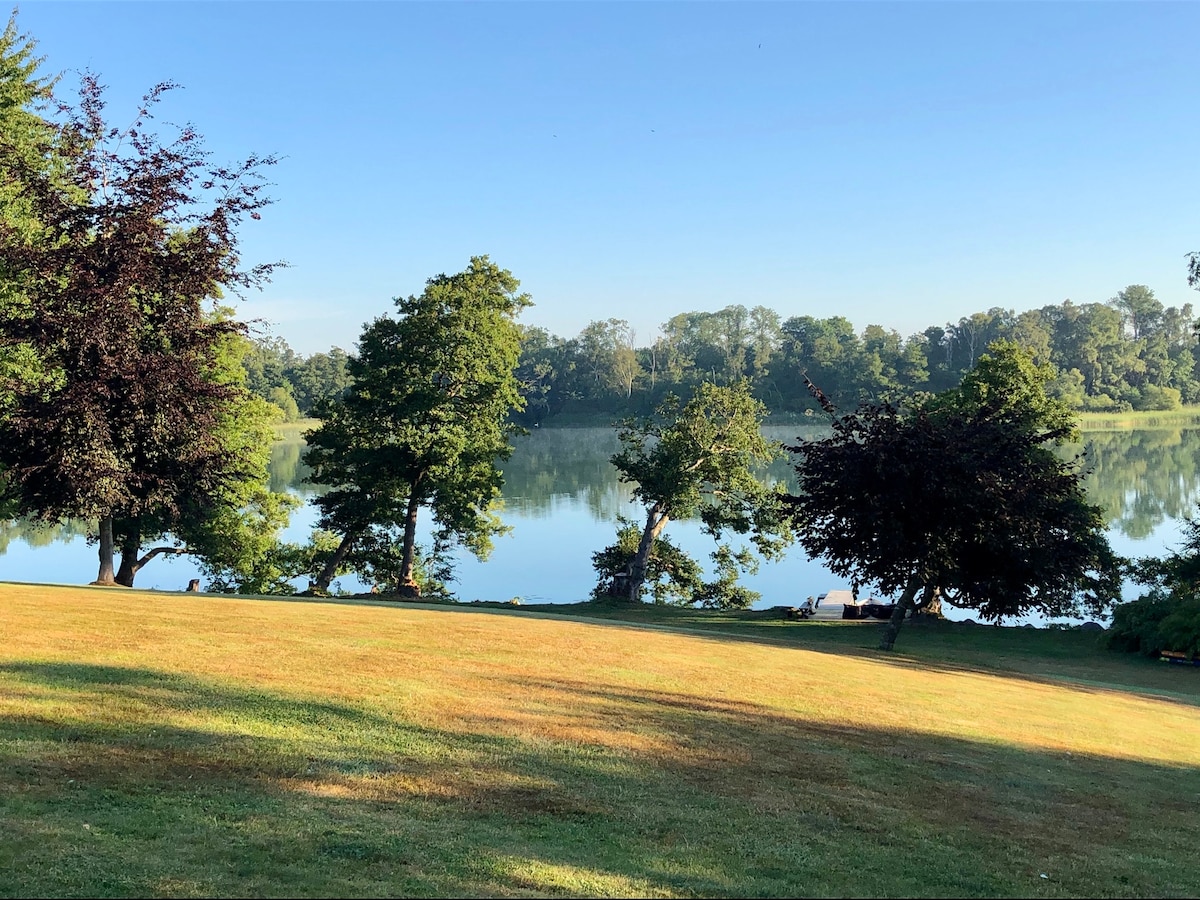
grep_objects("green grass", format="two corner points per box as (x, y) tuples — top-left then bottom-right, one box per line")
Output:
(2, 583), (1198, 898)
(271, 417), (320, 441)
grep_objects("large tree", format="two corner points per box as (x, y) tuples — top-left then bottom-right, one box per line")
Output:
(598, 380), (792, 606)
(0, 14), (56, 440)
(786, 341), (1123, 650)
(302, 256), (529, 596)
(0, 60), (281, 585)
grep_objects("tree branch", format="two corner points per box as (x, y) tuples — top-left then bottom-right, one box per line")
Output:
(135, 545), (187, 570)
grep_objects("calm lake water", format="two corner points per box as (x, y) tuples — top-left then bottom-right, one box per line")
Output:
(3, 426), (1197, 623)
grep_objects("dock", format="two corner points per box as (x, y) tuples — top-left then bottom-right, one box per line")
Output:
(813, 589), (855, 621)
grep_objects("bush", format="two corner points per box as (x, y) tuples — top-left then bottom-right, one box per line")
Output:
(1107, 590), (1200, 656)
(1114, 517), (1200, 656)
(1134, 385), (1182, 412)
(1106, 592), (1175, 655)
(1080, 393), (1125, 413)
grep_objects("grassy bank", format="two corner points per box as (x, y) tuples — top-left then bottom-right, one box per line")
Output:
(271, 417), (319, 442)
(1074, 407), (1200, 430)
(2, 584), (1197, 897)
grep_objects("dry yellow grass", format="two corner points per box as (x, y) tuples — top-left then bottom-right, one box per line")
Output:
(2, 582), (1199, 897)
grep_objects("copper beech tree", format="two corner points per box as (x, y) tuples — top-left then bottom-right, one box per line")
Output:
(786, 341), (1123, 650)
(0, 42), (282, 586)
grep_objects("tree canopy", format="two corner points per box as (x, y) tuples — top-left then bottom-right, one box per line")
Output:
(786, 341), (1123, 649)
(0, 46), (284, 585)
(302, 256), (529, 596)
(595, 380), (792, 607)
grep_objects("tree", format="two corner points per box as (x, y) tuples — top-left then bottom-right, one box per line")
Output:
(302, 256), (529, 596)
(0, 63), (281, 585)
(576, 318), (641, 404)
(1111, 284), (1163, 341)
(785, 341), (1123, 650)
(599, 380), (793, 605)
(113, 313), (299, 588)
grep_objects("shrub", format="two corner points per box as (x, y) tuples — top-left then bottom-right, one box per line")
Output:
(1106, 592), (1177, 655)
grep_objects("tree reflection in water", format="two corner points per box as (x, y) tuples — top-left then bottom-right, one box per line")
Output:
(5, 427), (1200, 606)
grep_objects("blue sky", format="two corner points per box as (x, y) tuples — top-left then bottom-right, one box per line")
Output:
(14, 1), (1200, 354)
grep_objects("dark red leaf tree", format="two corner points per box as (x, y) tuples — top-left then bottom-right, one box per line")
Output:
(0, 66), (281, 585)
(785, 342), (1124, 650)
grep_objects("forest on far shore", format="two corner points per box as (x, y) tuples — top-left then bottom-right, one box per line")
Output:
(247, 284), (1199, 425)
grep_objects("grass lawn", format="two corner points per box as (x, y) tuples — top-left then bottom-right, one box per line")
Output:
(1, 584), (1198, 898)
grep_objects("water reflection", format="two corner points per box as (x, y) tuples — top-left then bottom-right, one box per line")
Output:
(1076, 430), (1200, 540)
(4, 427), (1200, 606)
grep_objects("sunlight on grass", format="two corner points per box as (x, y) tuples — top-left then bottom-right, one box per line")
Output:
(475, 853), (676, 897)
(2, 582), (1199, 897)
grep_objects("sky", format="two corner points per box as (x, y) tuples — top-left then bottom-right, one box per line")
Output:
(12, 1), (1200, 355)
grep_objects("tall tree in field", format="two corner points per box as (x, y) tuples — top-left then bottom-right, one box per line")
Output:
(599, 380), (792, 605)
(0, 63), (281, 585)
(786, 341), (1122, 650)
(303, 256), (529, 596)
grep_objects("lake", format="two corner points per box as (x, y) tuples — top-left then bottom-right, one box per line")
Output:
(2, 426), (1196, 623)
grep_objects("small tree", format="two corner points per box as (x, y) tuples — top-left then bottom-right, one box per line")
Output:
(786, 341), (1123, 650)
(303, 256), (529, 596)
(598, 380), (792, 606)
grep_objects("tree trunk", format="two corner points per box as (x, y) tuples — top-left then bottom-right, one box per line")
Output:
(311, 530), (357, 594)
(879, 578), (924, 651)
(116, 522), (141, 587)
(397, 493), (422, 597)
(626, 504), (669, 602)
(914, 585), (943, 618)
(93, 515), (118, 585)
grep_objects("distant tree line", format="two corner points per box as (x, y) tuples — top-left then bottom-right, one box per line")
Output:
(502, 287), (1199, 424)
(240, 338), (352, 421)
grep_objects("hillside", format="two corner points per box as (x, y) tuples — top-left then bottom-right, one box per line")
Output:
(1, 583), (1198, 898)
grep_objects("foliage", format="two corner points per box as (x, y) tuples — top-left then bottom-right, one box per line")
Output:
(786, 341), (1124, 649)
(600, 380), (791, 606)
(1111, 519), (1200, 656)
(591, 518), (763, 609)
(302, 256), (529, 594)
(113, 309), (298, 588)
(0, 52), (282, 583)
(239, 336), (353, 419)
(512, 288), (1200, 424)
(591, 516), (704, 604)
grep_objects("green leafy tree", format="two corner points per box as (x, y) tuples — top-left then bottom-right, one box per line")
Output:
(302, 256), (529, 596)
(285, 346), (352, 416)
(600, 380), (792, 606)
(786, 341), (1123, 650)
(0, 12), (56, 512)
(1111, 284), (1164, 341)
(591, 515), (705, 604)
(0, 65), (281, 585)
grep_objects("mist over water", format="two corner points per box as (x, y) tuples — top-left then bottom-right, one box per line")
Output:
(3, 426), (1196, 625)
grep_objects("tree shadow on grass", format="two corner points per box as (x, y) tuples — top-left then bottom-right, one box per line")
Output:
(1, 660), (1198, 898)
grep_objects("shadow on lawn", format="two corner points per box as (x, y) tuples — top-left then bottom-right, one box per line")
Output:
(1, 661), (1198, 898)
